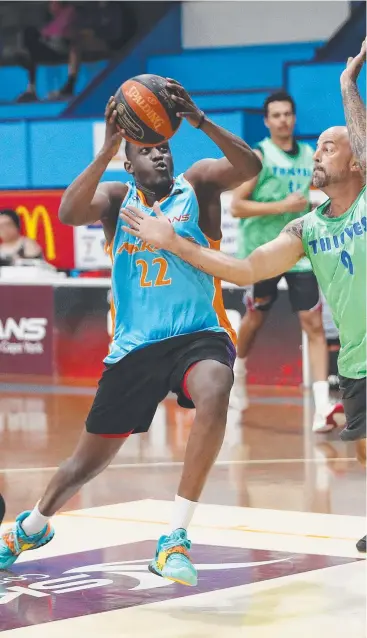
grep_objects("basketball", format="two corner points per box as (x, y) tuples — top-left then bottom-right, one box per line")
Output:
(114, 74), (181, 147)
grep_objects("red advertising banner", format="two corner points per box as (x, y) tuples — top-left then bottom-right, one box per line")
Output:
(0, 190), (74, 269)
(0, 286), (54, 375)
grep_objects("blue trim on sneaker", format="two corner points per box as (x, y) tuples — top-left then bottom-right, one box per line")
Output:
(0, 510), (55, 570)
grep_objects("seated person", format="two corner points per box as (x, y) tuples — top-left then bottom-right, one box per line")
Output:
(0, 209), (43, 265)
(16, 1), (80, 102)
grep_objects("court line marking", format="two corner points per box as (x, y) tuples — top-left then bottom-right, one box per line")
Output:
(2, 510), (362, 544)
(0, 457), (357, 474)
(55, 512), (366, 544)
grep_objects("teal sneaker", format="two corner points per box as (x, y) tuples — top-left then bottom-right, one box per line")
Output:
(148, 528), (198, 586)
(0, 510), (55, 570)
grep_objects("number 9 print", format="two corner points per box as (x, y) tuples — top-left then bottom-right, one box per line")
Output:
(341, 249), (354, 275)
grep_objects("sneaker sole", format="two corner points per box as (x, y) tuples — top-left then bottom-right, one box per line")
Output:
(356, 539), (366, 553)
(0, 529), (55, 570)
(148, 562), (196, 587)
(313, 404), (346, 433)
(327, 404), (346, 428)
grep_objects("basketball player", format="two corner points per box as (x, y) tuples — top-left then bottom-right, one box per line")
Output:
(0, 79), (262, 583)
(120, 43), (366, 551)
(229, 91), (341, 433)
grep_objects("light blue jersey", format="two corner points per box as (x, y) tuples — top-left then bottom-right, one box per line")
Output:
(105, 173), (235, 364)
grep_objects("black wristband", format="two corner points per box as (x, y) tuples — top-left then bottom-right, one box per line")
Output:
(196, 111), (205, 129)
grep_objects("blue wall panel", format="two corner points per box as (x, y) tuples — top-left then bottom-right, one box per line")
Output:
(195, 92), (268, 111)
(242, 112), (267, 147)
(0, 102), (66, 121)
(0, 67), (29, 101)
(0, 122), (28, 188)
(0, 61), (106, 104)
(0, 110), (318, 190)
(29, 121), (93, 188)
(148, 42), (322, 92)
(0, 114), (319, 190)
(36, 61), (107, 100)
(166, 112), (244, 174)
(286, 62), (366, 135)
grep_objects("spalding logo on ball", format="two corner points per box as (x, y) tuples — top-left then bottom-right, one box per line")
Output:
(114, 74), (181, 147)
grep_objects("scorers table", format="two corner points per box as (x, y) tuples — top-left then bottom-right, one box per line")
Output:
(0, 270), (306, 386)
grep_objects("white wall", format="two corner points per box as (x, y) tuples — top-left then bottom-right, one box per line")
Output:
(182, 1), (350, 48)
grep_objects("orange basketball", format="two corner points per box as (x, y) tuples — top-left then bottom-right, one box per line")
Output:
(114, 74), (181, 147)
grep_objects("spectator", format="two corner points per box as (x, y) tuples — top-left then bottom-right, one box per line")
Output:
(0, 210), (43, 265)
(16, 1), (80, 102)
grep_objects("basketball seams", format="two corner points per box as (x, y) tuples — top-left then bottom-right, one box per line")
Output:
(122, 80), (173, 140)
(135, 75), (181, 134)
(114, 74), (181, 147)
(115, 87), (164, 145)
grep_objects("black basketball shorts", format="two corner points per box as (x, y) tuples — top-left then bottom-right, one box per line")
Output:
(339, 376), (366, 441)
(86, 331), (236, 436)
(245, 271), (320, 313)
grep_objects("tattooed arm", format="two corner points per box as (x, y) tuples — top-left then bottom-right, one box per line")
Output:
(281, 217), (305, 241)
(340, 40), (366, 178)
(120, 204), (304, 286)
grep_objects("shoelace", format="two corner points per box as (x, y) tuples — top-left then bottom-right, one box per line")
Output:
(163, 531), (191, 552)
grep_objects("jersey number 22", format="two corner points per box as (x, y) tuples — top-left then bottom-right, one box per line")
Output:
(136, 258), (172, 287)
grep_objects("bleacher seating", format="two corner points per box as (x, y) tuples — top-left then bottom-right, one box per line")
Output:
(0, 60), (107, 105)
(147, 42), (321, 92)
(0, 2), (363, 189)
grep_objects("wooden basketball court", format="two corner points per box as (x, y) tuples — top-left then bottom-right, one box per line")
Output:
(0, 382), (365, 636)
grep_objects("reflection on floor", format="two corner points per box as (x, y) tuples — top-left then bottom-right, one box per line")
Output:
(0, 384), (365, 636)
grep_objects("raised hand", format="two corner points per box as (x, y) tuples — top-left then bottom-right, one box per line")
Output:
(166, 78), (205, 129)
(341, 39), (366, 85)
(340, 40), (366, 176)
(102, 97), (125, 158)
(283, 192), (308, 213)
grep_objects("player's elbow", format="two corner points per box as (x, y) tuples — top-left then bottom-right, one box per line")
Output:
(58, 196), (82, 226)
(237, 153), (262, 183)
(58, 197), (73, 225)
(247, 153), (262, 179)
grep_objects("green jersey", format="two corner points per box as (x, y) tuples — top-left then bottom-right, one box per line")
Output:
(302, 186), (366, 379)
(238, 137), (314, 272)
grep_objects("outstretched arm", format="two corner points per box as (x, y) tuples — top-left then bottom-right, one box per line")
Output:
(340, 40), (366, 177)
(120, 205), (304, 287)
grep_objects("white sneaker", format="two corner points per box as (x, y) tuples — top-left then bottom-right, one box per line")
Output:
(229, 359), (249, 411)
(312, 402), (346, 433)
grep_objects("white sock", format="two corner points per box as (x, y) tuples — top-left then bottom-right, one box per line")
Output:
(312, 380), (330, 415)
(21, 504), (49, 536)
(170, 495), (197, 533)
(234, 356), (246, 376)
